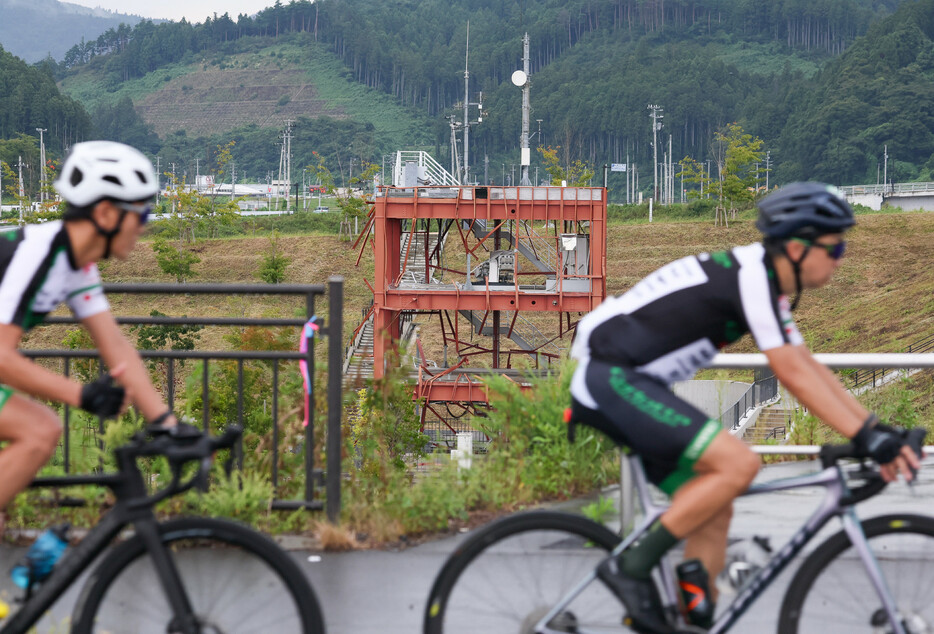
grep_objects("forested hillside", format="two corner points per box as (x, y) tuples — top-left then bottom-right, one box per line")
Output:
(0, 45), (91, 160)
(0, 0), (145, 63)
(5, 0), (934, 197)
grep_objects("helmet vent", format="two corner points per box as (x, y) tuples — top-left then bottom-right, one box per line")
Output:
(70, 168), (83, 187)
(134, 170), (149, 184)
(102, 175), (122, 186)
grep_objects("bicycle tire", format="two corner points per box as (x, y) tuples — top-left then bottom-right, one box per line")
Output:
(424, 510), (626, 634)
(71, 516), (325, 634)
(778, 514), (934, 634)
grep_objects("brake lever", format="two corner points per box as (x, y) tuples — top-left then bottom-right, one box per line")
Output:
(904, 428), (927, 492)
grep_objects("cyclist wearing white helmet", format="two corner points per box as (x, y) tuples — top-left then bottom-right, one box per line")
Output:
(568, 182), (921, 633)
(0, 141), (178, 534)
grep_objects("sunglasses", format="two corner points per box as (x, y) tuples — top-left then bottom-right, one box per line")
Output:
(114, 201), (154, 225)
(793, 238), (847, 260)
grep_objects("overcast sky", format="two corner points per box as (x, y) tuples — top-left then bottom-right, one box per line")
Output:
(66, 1), (276, 23)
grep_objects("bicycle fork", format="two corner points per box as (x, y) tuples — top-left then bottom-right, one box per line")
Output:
(134, 519), (201, 634)
(841, 509), (909, 634)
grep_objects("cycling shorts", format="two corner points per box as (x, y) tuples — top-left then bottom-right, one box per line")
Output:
(570, 359), (722, 495)
(0, 385), (11, 413)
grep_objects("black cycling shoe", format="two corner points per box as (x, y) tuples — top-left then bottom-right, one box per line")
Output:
(597, 557), (674, 634)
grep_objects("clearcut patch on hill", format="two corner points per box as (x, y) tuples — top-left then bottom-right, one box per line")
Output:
(136, 64), (347, 137)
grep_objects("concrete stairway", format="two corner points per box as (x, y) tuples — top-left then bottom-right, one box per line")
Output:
(344, 225), (446, 387)
(742, 407), (793, 444)
(343, 318), (374, 388)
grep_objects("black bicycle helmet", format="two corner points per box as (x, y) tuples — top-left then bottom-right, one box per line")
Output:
(756, 182), (855, 241)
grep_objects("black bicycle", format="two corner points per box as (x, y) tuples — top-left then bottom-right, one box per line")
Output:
(3, 425), (324, 633)
(424, 430), (931, 633)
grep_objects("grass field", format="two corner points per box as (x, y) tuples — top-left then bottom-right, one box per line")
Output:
(23, 211), (934, 364)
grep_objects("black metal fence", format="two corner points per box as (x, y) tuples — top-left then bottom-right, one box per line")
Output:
(721, 369), (778, 430)
(848, 332), (934, 390)
(28, 280), (344, 522)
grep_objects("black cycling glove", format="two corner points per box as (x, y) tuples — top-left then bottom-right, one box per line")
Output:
(852, 414), (906, 465)
(79, 373), (125, 418)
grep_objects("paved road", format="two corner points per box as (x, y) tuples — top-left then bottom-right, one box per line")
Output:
(1, 458), (932, 633)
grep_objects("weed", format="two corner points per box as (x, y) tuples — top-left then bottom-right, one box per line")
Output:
(581, 496), (616, 526)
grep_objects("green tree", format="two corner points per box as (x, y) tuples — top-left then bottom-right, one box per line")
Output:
(152, 236), (200, 282)
(131, 309), (204, 370)
(710, 123), (764, 226)
(537, 145), (594, 186)
(257, 230), (292, 284)
(311, 151), (377, 241)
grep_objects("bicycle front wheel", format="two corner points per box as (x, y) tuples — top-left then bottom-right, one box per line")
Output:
(72, 517), (324, 634)
(424, 510), (627, 634)
(778, 514), (934, 634)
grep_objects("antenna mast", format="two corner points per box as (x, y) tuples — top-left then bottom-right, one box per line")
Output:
(462, 22), (470, 185)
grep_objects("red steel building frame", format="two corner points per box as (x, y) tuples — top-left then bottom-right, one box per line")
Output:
(368, 185), (607, 406)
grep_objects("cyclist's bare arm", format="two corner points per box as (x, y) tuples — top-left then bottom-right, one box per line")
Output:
(83, 311), (177, 425)
(0, 323), (85, 406)
(765, 343), (919, 480)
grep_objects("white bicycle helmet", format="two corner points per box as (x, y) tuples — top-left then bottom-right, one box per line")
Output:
(56, 141), (157, 207)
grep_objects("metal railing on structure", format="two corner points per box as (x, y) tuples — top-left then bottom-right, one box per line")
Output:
(393, 151), (459, 187)
(720, 369), (779, 430)
(33, 280), (344, 522)
(839, 182), (934, 196)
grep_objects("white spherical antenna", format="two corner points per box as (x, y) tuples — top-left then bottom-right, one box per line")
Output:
(511, 70), (528, 87)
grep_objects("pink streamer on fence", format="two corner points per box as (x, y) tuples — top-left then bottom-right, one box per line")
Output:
(299, 317), (319, 427)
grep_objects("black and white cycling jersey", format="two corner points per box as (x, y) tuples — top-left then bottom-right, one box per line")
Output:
(571, 242), (802, 395)
(0, 221), (109, 331)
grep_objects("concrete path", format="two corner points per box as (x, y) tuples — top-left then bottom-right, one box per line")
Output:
(1, 458), (932, 633)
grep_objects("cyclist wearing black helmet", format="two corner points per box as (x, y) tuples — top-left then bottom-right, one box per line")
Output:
(0, 141), (178, 535)
(568, 181), (920, 633)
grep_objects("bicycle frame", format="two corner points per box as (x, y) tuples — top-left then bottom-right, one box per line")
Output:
(0, 429), (227, 634)
(534, 455), (907, 634)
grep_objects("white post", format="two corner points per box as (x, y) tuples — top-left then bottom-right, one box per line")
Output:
(451, 432), (473, 470)
(649, 197), (653, 223)
(620, 453), (634, 535)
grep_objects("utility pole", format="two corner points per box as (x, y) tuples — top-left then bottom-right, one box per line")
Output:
(36, 128), (47, 205)
(17, 155), (26, 224)
(647, 105), (663, 202)
(230, 161), (236, 201)
(626, 151), (631, 203)
(883, 144), (889, 194)
(154, 156), (161, 204)
(277, 120), (294, 211)
(765, 150), (770, 191)
(518, 32), (531, 186)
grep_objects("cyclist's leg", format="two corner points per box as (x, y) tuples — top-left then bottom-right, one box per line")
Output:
(572, 360), (741, 629)
(667, 431), (760, 590)
(681, 502), (732, 600)
(0, 392), (63, 515)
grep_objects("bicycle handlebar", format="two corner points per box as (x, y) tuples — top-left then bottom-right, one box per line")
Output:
(819, 427), (927, 469)
(118, 424), (243, 510)
(818, 427), (926, 505)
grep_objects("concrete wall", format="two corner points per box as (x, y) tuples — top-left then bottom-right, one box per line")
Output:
(672, 380), (751, 419)
(847, 192), (883, 210)
(884, 193), (934, 211)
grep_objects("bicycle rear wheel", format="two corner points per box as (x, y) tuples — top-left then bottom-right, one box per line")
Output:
(424, 510), (628, 634)
(778, 514), (934, 634)
(72, 517), (324, 633)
